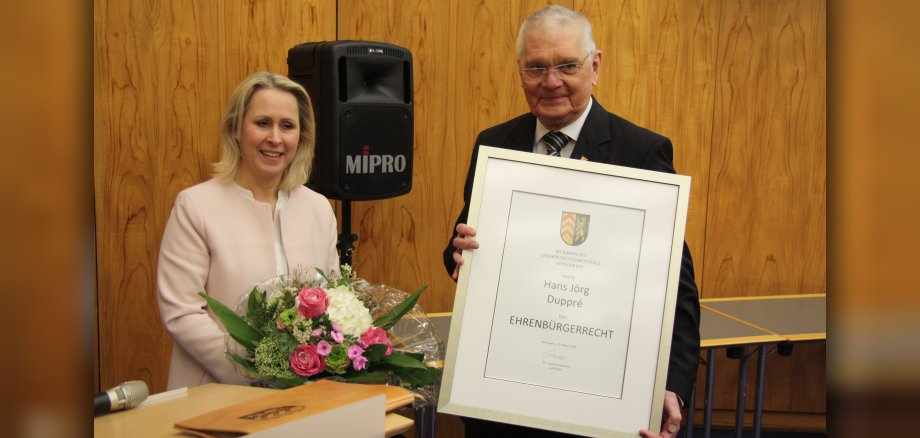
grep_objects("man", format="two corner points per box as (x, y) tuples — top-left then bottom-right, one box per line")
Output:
(442, 6), (700, 438)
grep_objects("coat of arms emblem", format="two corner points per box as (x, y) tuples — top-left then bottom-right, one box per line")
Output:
(560, 212), (590, 246)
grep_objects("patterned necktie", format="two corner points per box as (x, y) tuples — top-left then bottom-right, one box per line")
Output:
(542, 131), (569, 157)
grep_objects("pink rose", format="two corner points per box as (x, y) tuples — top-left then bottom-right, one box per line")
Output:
(359, 327), (393, 355)
(290, 344), (325, 377)
(297, 287), (328, 319)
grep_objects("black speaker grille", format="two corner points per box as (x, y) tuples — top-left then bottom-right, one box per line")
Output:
(346, 45), (406, 59)
(289, 40), (413, 200)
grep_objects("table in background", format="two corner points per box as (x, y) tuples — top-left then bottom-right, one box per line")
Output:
(425, 294), (826, 438)
(686, 305), (784, 438)
(691, 294), (826, 438)
(93, 383), (414, 437)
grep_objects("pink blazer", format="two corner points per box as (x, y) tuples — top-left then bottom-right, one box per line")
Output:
(156, 178), (338, 389)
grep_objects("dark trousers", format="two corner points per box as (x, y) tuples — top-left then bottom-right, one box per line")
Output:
(462, 417), (583, 438)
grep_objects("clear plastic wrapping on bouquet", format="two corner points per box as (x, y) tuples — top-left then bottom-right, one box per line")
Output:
(352, 279), (445, 406)
(223, 271), (444, 407)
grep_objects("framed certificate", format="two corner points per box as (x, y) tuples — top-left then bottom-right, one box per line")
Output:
(437, 146), (691, 437)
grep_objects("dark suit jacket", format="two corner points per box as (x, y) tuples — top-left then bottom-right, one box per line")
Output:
(443, 98), (701, 403)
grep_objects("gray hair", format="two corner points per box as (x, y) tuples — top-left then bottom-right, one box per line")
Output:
(515, 5), (597, 63)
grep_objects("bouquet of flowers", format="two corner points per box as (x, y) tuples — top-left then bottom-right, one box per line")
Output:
(199, 265), (441, 400)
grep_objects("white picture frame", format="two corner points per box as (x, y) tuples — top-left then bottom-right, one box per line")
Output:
(437, 146), (691, 437)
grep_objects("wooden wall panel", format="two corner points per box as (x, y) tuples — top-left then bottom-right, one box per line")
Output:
(94, 0), (218, 394)
(338, 0), (547, 313)
(581, 0), (719, 288)
(703, 0), (826, 297)
(94, 0), (826, 429)
(336, 0), (455, 314)
(696, 0), (827, 418)
(93, 0), (336, 393)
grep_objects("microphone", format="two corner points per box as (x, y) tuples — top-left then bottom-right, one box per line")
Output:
(93, 380), (149, 416)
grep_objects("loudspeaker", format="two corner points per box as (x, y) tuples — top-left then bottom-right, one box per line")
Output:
(288, 41), (413, 200)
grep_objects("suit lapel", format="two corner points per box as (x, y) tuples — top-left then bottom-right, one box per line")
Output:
(501, 114), (537, 153)
(571, 98), (612, 163)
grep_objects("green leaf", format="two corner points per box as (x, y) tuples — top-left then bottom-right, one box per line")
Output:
(363, 344), (389, 362)
(391, 365), (439, 387)
(373, 285), (428, 330)
(343, 371), (389, 383)
(274, 376), (308, 389)
(199, 292), (262, 351)
(399, 351), (425, 362)
(314, 267), (330, 284)
(246, 287), (263, 317)
(382, 352), (428, 369)
(226, 352), (257, 373)
(246, 288), (272, 332)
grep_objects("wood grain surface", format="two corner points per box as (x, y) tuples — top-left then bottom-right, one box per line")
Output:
(703, 0), (826, 298)
(94, 0), (826, 427)
(94, 0), (335, 394)
(582, 0), (719, 287)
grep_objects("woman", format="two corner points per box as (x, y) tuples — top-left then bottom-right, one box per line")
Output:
(157, 72), (339, 389)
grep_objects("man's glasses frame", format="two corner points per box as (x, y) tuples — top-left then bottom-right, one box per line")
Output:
(519, 53), (593, 83)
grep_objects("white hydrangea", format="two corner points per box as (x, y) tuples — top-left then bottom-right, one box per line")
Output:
(325, 285), (373, 338)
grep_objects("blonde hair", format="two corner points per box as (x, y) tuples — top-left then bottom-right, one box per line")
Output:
(212, 71), (316, 191)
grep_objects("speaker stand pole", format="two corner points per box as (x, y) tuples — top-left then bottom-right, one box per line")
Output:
(338, 200), (358, 266)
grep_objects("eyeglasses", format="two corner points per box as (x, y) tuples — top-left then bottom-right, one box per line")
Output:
(519, 53), (593, 83)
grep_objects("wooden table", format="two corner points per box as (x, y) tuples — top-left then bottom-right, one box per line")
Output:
(93, 383), (414, 437)
(693, 294), (827, 438)
(426, 294), (826, 438)
(703, 294), (826, 342)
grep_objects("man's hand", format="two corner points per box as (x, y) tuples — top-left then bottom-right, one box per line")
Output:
(639, 390), (682, 438)
(451, 223), (479, 279)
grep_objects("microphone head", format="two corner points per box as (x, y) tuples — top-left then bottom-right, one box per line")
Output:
(117, 380), (149, 408)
